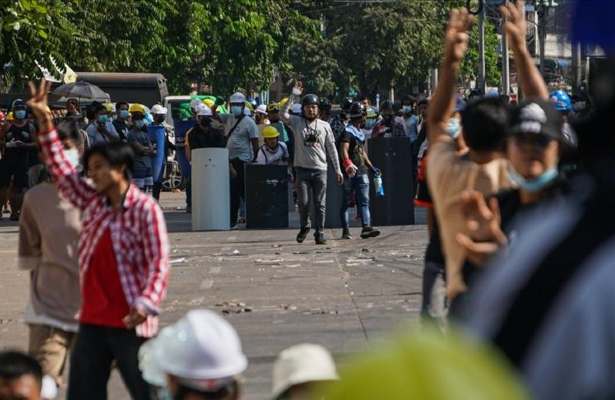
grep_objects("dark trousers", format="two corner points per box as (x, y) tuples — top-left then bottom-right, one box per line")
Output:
(295, 167), (327, 233)
(67, 324), (150, 400)
(152, 163), (166, 201)
(230, 159), (246, 226)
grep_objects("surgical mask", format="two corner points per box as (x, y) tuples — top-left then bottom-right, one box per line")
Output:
(231, 105), (243, 117)
(447, 118), (460, 139)
(134, 119), (146, 129)
(65, 148), (81, 169)
(97, 114), (109, 124)
(508, 166), (558, 193)
(15, 110), (26, 120)
(119, 110), (130, 119)
(402, 106), (412, 114)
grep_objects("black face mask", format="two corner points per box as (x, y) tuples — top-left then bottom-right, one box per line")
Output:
(154, 116), (165, 124)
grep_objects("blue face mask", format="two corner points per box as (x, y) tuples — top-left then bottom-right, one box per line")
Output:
(119, 110), (130, 119)
(231, 105), (243, 117)
(134, 119), (146, 129)
(508, 166), (558, 193)
(447, 118), (461, 139)
(15, 110), (26, 120)
(97, 114), (109, 124)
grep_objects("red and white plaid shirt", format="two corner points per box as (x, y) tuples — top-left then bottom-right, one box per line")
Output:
(39, 128), (170, 337)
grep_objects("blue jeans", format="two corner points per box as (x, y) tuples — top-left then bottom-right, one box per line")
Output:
(340, 173), (371, 229)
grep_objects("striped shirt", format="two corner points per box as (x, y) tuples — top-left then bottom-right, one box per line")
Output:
(462, 173), (615, 399)
(38, 128), (170, 338)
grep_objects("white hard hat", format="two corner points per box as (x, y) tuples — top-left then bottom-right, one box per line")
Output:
(272, 344), (338, 399)
(151, 104), (168, 115)
(197, 104), (213, 117)
(230, 92), (246, 104)
(190, 98), (202, 111)
(255, 104), (268, 115)
(139, 310), (248, 391)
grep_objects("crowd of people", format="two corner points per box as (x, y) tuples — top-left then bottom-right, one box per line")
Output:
(2, 0), (615, 398)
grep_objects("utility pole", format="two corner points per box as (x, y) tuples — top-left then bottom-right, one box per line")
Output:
(572, 42), (582, 91)
(538, 3), (547, 76)
(478, 4), (486, 94)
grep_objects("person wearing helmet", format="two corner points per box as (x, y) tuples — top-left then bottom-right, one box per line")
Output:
(339, 102), (381, 240)
(319, 98), (332, 122)
(329, 98), (352, 141)
(139, 309), (248, 400)
(212, 92), (259, 228)
(0, 99), (37, 220)
(149, 104), (176, 200)
(272, 344), (338, 400)
(267, 102), (291, 144)
(371, 100), (405, 138)
(281, 82), (343, 245)
(85, 101), (119, 147)
(112, 101), (131, 142)
(183, 104), (227, 213)
(127, 104), (155, 192)
(550, 90), (573, 116)
(255, 126), (289, 166)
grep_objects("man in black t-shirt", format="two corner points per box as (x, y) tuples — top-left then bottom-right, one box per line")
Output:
(339, 102), (380, 240)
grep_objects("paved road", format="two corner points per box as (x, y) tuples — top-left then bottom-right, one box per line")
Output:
(0, 193), (428, 400)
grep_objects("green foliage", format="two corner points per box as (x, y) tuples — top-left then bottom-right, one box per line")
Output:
(0, 0), (502, 98)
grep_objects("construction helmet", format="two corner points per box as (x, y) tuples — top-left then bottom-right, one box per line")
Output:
(319, 97), (332, 112)
(129, 103), (146, 114)
(262, 126), (280, 139)
(196, 104), (213, 117)
(230, 92), (246, 104)
(139, 310), (248, 391)
(267, 103), (280, 113)
(255, 104), (268, 115)
(150, 104), (168, 115)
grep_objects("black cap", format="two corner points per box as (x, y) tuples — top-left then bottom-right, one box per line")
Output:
(319, 97), (331, 111)
(301, 94), (319, 107)
(509, 100), (563, 141)
(12, 99), (26, 110)
(342, 97), (353, 112)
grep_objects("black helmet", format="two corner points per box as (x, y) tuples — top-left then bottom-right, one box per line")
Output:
(319, 97), (331, 111)
(302, 94), (319, 107)
(380, 100), (394, 115)
(349, 102), (366, 119)
(342, 97), (353, 113)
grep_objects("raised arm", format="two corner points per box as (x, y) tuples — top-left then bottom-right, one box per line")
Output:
(27, 80), (96, 211)
(501, 0), (548, 100)
(427, 9), (473, 144)
(281, 81), (303, 125)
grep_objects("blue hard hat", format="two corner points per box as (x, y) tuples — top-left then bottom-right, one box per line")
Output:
(550, 90), (572, 112)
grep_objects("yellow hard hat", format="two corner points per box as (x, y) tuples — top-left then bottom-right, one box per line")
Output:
(103, 102), (114, 113)
(267, 102), (280, 112)
(202, 99), (215, 108)
(278, 97), (289, 107)
(262, 126), (280, 139)
(7, 111), (14, 121)
(129, 103), (146, 114)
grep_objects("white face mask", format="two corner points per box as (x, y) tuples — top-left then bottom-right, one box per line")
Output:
(65, 148), (81, 169)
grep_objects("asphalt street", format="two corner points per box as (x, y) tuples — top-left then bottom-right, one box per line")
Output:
(0, 192), (428, 400)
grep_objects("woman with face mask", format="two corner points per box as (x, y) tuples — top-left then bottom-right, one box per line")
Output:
(127, 104), (155, 192)
(456, 100), (568, 270)
(85, 102), (120, 147)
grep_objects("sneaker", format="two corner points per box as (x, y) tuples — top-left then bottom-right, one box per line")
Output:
(315, 233), (327, 245)
(360, 226), (380, 239)
(341, 230), (352, 240)
(296, 227), (310, 243)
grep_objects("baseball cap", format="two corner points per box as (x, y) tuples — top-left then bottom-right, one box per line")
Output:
(509, 100), (563, 141)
